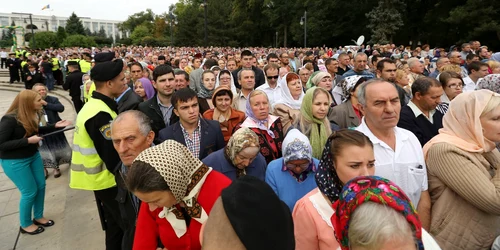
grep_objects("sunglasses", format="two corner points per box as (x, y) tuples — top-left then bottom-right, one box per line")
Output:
(267, 75), (279, 80)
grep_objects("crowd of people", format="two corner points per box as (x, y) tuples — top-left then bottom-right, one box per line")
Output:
(1, 41), (500, 250)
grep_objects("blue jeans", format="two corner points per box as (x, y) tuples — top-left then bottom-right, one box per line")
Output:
(1, 152), (46, 228)
(45, 72), (55, 90)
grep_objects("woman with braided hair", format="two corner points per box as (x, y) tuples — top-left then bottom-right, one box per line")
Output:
(125, 140), (231, 250)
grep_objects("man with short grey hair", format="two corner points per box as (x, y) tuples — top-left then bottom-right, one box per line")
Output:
(429, 57), (450, 79)
(356, 79), (431, 231)
(110, 110), (155, 250)
(341, 52), (375, 79)
(233, 69), (256, 113)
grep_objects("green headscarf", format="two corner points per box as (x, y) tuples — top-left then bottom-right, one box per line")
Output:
(301, 87), (329, 159)
(306, 71), (320, 89)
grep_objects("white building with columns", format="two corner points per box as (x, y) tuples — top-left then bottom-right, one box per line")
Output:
(0, 12), (126, 45)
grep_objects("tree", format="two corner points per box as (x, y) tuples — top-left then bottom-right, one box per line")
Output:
(84, 27), (92, 36)
(130, 24), (150, 44)
(56, 26), (67, 44)
(0, 29), (13, 48)
(31, 31), (58, 49)
(366, 0), (405, 44)
(97, 26), (107, 38)
(120, 9), (155, 32)
(61, 34), (97, 47)
(65, 12), (85, 35)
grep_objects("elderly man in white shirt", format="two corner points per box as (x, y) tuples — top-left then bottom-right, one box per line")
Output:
(256, 63), (282, 105)
(355, 79), (431, 231)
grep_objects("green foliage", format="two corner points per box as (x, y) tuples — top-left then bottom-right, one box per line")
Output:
(130, 24), (150, 44)
(92, 36), (113, 46)
(116, 37), (133, 45)
(31, 31), (58, 49)
(0, 29), (13, 47)
(56, 26), (67, 44)
(84, 27), (92, 36)
(97, 26), (107, 38)
(61, 34), (97, 47)
(66, 12), (85, 35)
(120, 9), (154, 32)
(118, 0), (500, 49)
(366, 0), (405, 44)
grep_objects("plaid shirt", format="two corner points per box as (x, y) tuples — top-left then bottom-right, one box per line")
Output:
(180, 120), (201, 159)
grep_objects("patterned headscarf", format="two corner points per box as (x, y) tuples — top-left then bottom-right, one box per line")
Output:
(339, 75), (365, 103)
(301, 87), (330, 159)
(225, 128), (260, 178)
(133, 140), (213, 238)
(331, 176), (424, 250)
(476, 74), (500, 94)
(315, 131), (344, 202)
(244, 90), (276, 138)
(198, 72), (216, 99)
(282, 129), (312, 163)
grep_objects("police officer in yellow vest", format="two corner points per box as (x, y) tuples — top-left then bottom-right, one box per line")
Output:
(79, 52), (92, 74)
(70, 59), (126, 250)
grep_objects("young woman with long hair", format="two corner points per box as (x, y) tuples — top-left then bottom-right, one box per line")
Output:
(0, 90), (70, 235)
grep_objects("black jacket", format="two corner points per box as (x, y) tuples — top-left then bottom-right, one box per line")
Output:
(158, 118), (225, 160)
(397, 104), (444, 147)
(25, 71), (44, 89)
(117, 88), (143, 114)
(63, 70), (84, 98)
(0, 115), (57, 159)
(113, 163), (139, 250)
(232, 66), (266, 89)
(138, 94), (179, 144)
(43, 95), (64, 123)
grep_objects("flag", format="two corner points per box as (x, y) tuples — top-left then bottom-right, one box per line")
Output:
(41, 4), (50, 10)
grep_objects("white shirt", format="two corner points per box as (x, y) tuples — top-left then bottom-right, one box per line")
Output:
(462, 76), (480, 92)
(407, 101), (436, 123)
(0, 51), (7, 58)
(356, 118), (428, 206)
(257, 82), (282, 105)
(233, 91), (249, 113)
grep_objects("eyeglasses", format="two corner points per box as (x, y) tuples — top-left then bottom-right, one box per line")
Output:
(267, 75), (279, 80)
(448, 83), (463, 89)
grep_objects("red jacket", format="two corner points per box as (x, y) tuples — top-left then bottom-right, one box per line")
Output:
(133, 171), (231, 250)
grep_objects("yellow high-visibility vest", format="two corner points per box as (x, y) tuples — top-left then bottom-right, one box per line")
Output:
(79, 60), (91, 73)
(69, 97), (117, 191)
(51, 58), (59, 71)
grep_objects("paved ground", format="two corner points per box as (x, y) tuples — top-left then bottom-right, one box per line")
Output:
(0, 68), (104, 250)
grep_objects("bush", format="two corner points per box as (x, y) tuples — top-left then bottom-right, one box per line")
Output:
(92, 36), (113, 46)
(61, 35), (97, 47)
(116, 37), (133, 45)
(30, 31), (58, 49)
(138, 36), (169, 47)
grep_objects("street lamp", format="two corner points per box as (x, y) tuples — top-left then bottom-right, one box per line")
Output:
(300, 11), (307, 48)
(201, 0), (207, 46)
(166, 13), (178, 47)
(13, 12), (35, 47)
(300, 10), (307, 48)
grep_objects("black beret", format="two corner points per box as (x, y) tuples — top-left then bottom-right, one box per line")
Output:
(94, 52), (115, 63)
(158, 55), (166, 60)
(91, 60), (123, 82)
(67, 61), (79, 66)
(221, 176), (295, 250)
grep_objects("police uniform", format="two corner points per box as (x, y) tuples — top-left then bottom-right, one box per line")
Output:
(70, 60), (125, 250)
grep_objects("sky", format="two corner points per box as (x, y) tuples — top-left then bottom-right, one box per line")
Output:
(4, 0), (178, 21)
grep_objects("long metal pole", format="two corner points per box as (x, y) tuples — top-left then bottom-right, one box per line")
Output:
(29, 14), (35, 48)
(304, 11), (307, 48)
(170, 15), (173, 47)
(204, 0), (207, 46)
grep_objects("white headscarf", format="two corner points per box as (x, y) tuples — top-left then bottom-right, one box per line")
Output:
(274, 73), (304, 109)
(215, 70), (238, 97)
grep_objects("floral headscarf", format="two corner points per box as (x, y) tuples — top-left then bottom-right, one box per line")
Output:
(224, 128), (260, 178)
(476, 74), (500, 94)
(315, 131), (344, 202)
(340, 76), (365, 103)
(331, 176), (424, 250)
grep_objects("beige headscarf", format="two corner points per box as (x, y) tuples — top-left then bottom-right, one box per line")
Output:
(423, 89), (500, 159)
(225, 128), (260, 165)
(133, 140), (213, 238)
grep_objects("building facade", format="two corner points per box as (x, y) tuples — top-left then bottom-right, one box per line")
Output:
(0, 12), (126, 46)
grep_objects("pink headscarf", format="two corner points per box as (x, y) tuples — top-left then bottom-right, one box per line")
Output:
(423, 89), (500, 159)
